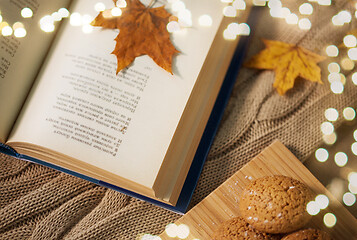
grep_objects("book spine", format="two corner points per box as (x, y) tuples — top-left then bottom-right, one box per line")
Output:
(98, 181), (185, 215)
(174, 5), (262, 213)
(0, 142), (19, 157)
(0, 147), (185, 214)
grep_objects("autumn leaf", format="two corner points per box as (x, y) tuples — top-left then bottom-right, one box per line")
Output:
(91, 0), (179, 74)
(245, 39), (326, 95)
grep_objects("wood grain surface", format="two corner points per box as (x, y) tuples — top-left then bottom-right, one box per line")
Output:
(159, 140), (357, 239)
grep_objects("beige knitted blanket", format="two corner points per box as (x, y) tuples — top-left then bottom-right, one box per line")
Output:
(1, 1), (357, 239)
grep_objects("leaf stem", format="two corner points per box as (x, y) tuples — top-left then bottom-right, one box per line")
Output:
(148, 0), (158, 8)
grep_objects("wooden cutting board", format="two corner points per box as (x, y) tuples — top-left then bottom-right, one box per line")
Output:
(159, 140), (357, 239)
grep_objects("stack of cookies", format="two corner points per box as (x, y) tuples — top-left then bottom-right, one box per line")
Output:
(212, 175), (333, 239)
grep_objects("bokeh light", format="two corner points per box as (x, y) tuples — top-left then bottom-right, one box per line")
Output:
(325, 108), (339, 122)
(70, 12), (82, 26)
(328, 62), (340, 73)
(315, 148), (329, 162)
(51, 12), (62, 21)
(140, 234), (161, 240)
(0, 22), (9, 31)
(307, 201), (320, 215)
(343, 107), (356, 121)
(172, 1), (186, 12)
(285, 13), (298, 25)
(341, 58), (355, 71)
(198, 14), (212, 27)
(223, 6), (237, 17)
(253, 0), (267, 6)
(111, 7), (122, 17)
(268, 0), (282, 9)
(352, 72), (357, 85)
(321, 122), (334, 135)
(177, 224), (190, 239)
(349, 182), (357, 194)
(165, 223), (190, 239)
(332, 15), (344, 26)
(344, 35), (357, 48)
(1, 25), (12, 36)
(81, 14), (93, 25)
(82, 24), (93, 34)
(95, 2), (106, 12)
(227, 22), (240, 35)
(348, 172), (357, 185)
(323, 213), (337, 228)
(318, 0), (331, 6)
(281, 8), (291, 19)
(339, 73), (346, 85)
(12, 22), (24, 30)
(14, 27), (26, 38)
(165, 223), (178, 238)
(223, 28), (236, 40)
(238, 23), (250, 35)
(343, 192), (356, 206)
(270, 7), (284, 18)
(116, 0), (127, 8)
(299, 3), (313, 15)
(167, 21), (180, 32)
(178, 9), (192, 27)
(328, 73), (341, 83)
(334, 152), (348, 167)
(326, 45), (339, 57)
(102, 9), (113, 18)
(323, 132), (337, 145)
(315, 194), (329, 209)
(348, 47), (357, 60)
(298, 18), (311, 30)
(338, 10), (352, 23)
(58, 8), (70, 18)
(330, 81), (344, 94)
(352, 142), (357, 156)
(233, 0), (246, 10)
(21, 7), (33, 18)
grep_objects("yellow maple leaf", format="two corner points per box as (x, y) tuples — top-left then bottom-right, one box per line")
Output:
(245, 39), (326, 95)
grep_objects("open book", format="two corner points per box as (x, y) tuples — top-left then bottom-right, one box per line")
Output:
(0, 0), (253, 212)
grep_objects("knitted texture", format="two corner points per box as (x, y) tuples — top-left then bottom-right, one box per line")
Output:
(1, 1), (357, 239)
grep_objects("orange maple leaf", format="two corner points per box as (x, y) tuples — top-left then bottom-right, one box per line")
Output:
(245, 39), (326, 95)
(91, 0), (179, 74)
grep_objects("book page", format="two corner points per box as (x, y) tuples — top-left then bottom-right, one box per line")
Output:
(8, 0), (225, 189)
(0, 0), (72, 142)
